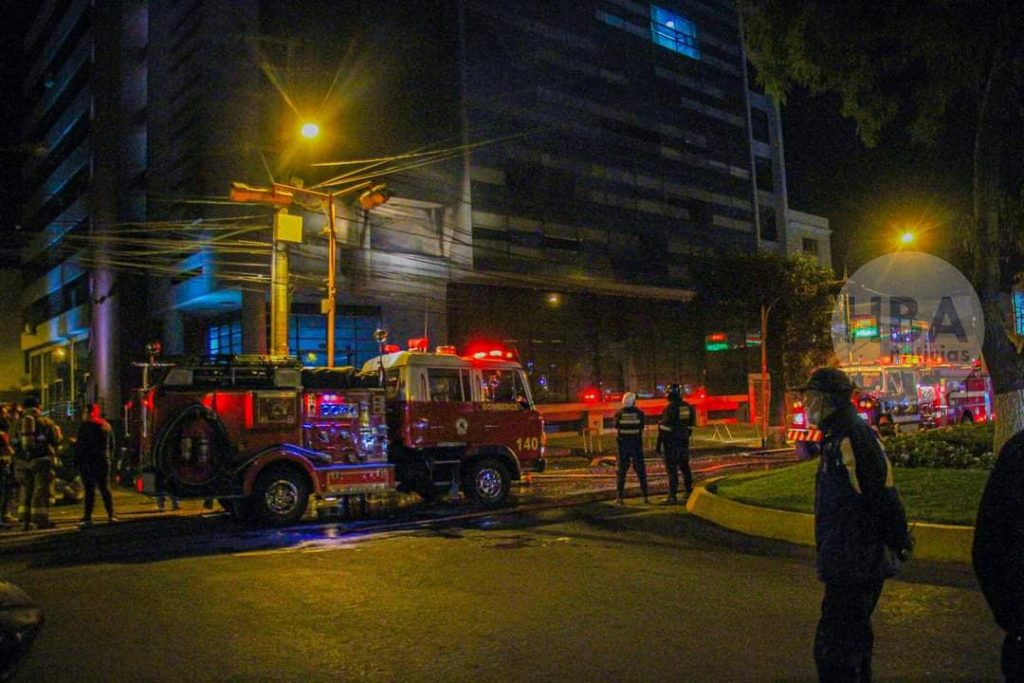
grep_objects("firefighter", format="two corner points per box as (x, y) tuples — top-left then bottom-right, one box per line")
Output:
(614, 392), (648, 505)
(803, 367), (912, 682)
(0, 410), (15, 527)
(74, 403), (118, 526)
(16, 397), (62, 530)
(656, 383), (695, 504)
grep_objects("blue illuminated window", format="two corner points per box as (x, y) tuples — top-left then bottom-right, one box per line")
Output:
(650, 5), (700, 60)
(207, 321), (242, 355)
(1015, 292), (1024, 335)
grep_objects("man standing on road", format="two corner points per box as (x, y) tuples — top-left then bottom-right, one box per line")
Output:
(973, 428), (1024, 681)
(74, 404), (118, 527)
(0, 410), (16, 527)
(16, 397), (62, 530)
(655, 383), (695, 504)
(802, 367), (912, 682)
(614, 392), (648, 505)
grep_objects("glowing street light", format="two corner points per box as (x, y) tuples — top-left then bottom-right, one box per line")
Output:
(900, 231), (915, 245)
(300, 122), (320, 139)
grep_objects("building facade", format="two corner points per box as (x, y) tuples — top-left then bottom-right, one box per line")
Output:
(17, 0), (831, 415)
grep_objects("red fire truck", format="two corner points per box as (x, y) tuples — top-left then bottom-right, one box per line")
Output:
(128, 343), (545, 524)
(787, 361), (993, 455)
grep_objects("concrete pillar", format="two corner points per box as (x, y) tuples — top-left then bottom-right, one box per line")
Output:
(242, 289), (267, 354)
(162, 309), (184, 355)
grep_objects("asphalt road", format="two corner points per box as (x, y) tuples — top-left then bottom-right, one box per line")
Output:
(1, 496), (1003, 682)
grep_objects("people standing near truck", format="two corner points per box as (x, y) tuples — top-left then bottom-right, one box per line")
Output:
(16, 397), (62, 530)
(0, 411), (16, 527)
(801, 367), (913, 682)
(973, 427), (1024, 681)
(614, 392), (648, 505)
(74, 404), (118, 527)
(655, 384), (695, 504)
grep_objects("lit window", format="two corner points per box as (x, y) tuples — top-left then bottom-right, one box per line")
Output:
(207, 320), (242, 356)
(650, 5), (700, 60)
(1014, 292), (1024, 335)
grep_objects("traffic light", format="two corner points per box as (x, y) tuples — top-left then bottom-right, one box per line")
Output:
(358, 183), (391, 210)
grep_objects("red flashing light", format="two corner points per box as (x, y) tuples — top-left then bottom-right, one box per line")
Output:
(435, 345), (457, 355)
(472, 352), (487, 360)
(383, 344), (401, 354)
(408, 338), (429, 352)
(580, 388), (601, 404)
(135, 476), (144, 493)
(707, 332), (728, 342)
(489, 349), (503, 358)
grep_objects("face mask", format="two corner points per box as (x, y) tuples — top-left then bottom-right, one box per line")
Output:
(805, 392), (827, 427)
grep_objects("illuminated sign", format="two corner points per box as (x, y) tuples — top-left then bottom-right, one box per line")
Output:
(705, 332), (731, 352)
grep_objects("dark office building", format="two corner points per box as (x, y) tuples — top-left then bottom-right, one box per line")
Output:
(16, 0), (828, 413)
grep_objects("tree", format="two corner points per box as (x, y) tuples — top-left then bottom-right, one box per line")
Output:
(741, 0), (1024, 451)
(693, 251), (836, 429)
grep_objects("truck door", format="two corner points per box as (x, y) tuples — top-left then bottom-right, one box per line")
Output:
(401, 365), (475, 448)
(476, 367), (543, 465)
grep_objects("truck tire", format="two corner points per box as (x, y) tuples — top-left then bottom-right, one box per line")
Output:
(465, 458), (510, 507)
(253, 466), (310, 525)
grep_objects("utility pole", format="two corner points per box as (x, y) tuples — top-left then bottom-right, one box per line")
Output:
(230, 180), (389, 366)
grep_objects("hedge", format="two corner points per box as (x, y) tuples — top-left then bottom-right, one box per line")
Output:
(882, 422), (995, 470)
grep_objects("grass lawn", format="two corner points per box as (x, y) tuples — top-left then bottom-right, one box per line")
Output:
(713, 460), (991, 526)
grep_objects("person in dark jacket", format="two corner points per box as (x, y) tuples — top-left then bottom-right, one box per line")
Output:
(803, 367), (912, 683)
(655, 383), (696, 503)
(74, 403), (118, 526)
(614, 392), (648, 505)
(974, 428), (1024, 681)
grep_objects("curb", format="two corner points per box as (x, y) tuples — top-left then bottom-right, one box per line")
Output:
(685, 485), (975, 564)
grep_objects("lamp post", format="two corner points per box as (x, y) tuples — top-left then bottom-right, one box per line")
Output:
(760, 296), (782, 450)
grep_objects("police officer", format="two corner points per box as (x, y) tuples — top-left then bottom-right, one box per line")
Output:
(656, 383), (695, 504)
(614, 392), (648, 505)
(803, 367), (912, 682)
(16, 397), (61, 530)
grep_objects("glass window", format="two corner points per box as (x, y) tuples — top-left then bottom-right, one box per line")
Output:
(751, 108), (771, 143)
(290, 313), (382, 367)
(427, 368), (464, 402)
(480, 369), (520, 403)
(650, 5), (700, 60)
(1015, 292), (1024, 335)
(802, 238), (819, 255)
(755, 156), (774, 192)
(385, 369), (404, 401)
(207, 320), (241, 355)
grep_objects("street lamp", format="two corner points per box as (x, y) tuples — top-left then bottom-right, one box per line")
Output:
(760, 296), (782, 450)
(300, 122), (320, 139)
(899, 231), (914, 246)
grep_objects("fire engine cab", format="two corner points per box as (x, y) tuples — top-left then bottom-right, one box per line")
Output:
(128, 342), (545, 525)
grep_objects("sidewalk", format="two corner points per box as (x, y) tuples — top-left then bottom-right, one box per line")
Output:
(0, 486), (216, 537)
(685, 481), (975, 564)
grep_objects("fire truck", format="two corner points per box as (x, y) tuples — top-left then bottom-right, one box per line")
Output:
(787, 361), (993, 455)
(128, 342), (545, 524)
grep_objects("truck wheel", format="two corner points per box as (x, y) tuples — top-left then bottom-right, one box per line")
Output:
(465, 458), (510, 507)
(253, 466), (310, 525)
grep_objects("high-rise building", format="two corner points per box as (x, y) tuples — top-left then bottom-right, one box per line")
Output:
(16, 0), (830, 414)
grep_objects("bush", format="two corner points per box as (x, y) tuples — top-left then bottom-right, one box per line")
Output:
(883, 422), (996, 470)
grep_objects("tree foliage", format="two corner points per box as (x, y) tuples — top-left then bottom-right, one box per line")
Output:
(740, 0), (1024, 449)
